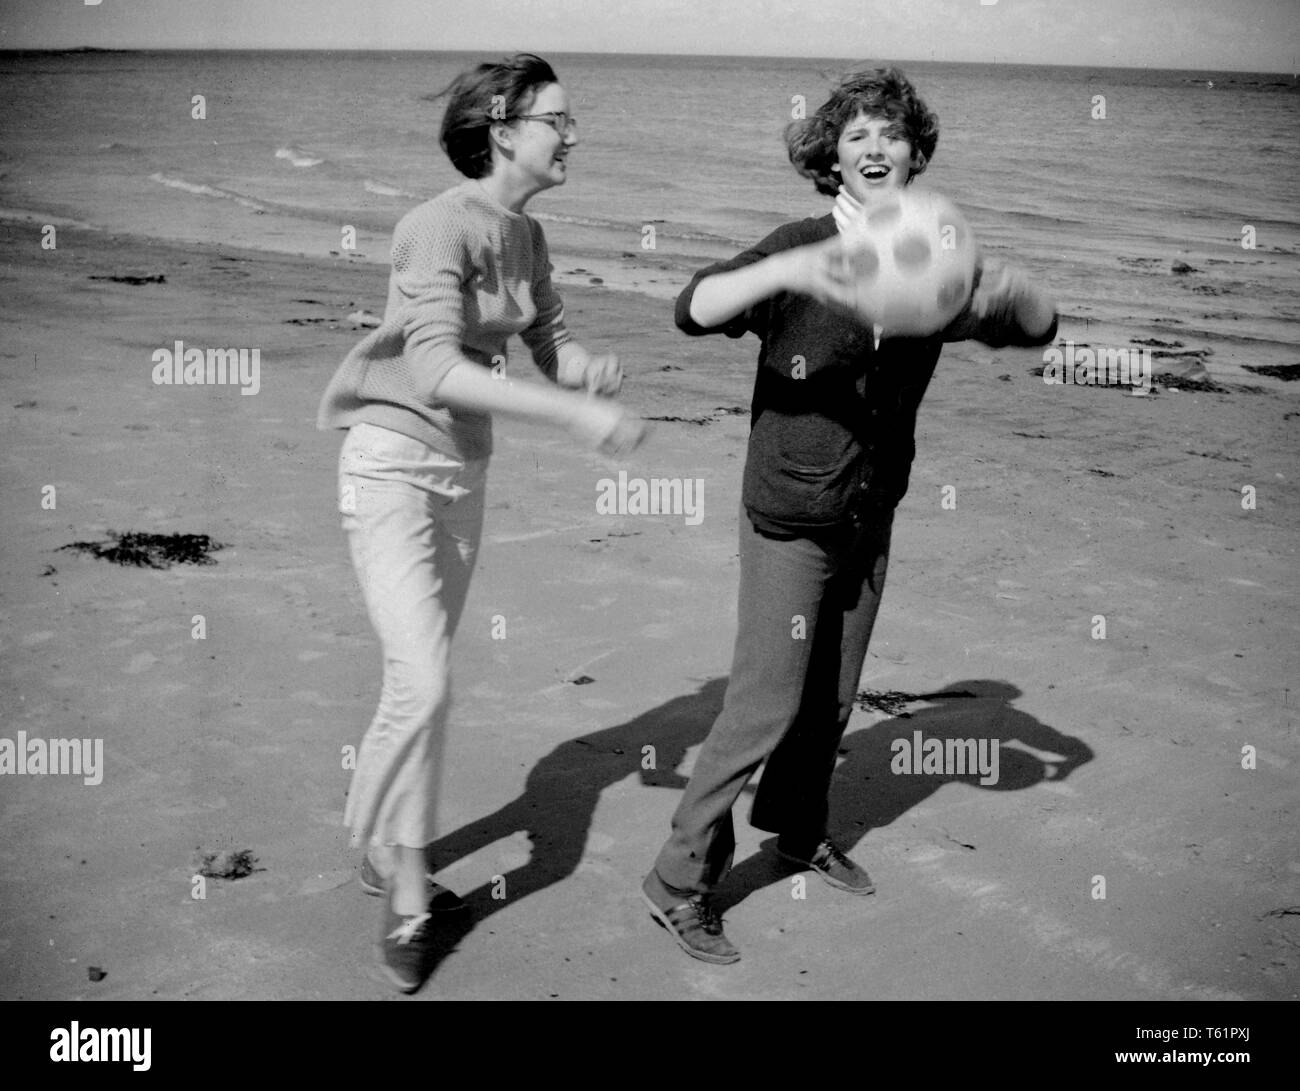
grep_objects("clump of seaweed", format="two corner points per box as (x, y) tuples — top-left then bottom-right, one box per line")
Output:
(855, 690), (923, 717)
(196, 848), (260, 880)
(1153, 372), (1229, 393)
(1243, 363), (1300, 382)
(855, 688), (978, 718)
(88, 273), (166, 285)
(59, 531), (224, 569)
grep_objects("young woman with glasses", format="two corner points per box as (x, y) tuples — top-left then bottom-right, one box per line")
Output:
(318, 53), (644, 992)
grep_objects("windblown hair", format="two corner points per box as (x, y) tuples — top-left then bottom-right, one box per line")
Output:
(436, 53), (559, 179)
(786, 66), (939, 196)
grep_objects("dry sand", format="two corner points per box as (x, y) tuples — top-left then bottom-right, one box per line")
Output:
(1, 218), (1296, 1001)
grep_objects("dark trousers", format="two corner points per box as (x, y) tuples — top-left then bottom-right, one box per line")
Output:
(653, 506), (893, 894)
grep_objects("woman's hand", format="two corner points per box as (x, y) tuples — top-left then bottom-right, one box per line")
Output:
(779, 236), (858, 315)
(568, 397), (647, 458)
(967, 258), (1057, 340)
(555, 345), (623, 395)
(579, 352), (624, 396)
(831, 187), (867, 241)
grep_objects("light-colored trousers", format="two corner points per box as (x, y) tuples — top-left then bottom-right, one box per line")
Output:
(337, 422), (486, 850)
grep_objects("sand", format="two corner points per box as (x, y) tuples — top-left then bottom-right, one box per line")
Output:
(1, 217), (1296, 1002)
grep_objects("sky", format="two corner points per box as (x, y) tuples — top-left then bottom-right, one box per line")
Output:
(0, 0), (1295, 72)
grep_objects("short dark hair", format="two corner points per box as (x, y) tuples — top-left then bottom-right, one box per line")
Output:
(437, 53), (559, 179)
(786, 66), (939, 197)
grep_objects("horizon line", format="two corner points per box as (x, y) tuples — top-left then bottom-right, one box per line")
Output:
(0, 46), (1292, 77)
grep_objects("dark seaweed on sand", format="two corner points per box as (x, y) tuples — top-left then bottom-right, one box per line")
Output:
(196, 849), (260, 880)
(59, 530), (224, 569)
(88, 273), (166, 285)
(1153, 373), (1229, 393)
(1243, 363), (1300, 382)
(1026, 366), (1243, 394)
(855, 688), (978, 718)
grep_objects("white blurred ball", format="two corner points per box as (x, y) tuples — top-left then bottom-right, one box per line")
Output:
(839, 189), (977, 338)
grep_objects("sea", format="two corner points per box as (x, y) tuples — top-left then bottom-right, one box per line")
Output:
(1, 49), (1297, 384)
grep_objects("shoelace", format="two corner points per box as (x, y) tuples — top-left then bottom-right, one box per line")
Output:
(689, 898), (724, 934)
(387, 912), (431, 945)
(815, 841), (855, 871)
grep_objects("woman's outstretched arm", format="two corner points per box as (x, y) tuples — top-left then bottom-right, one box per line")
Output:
(432, 361), (644, 456)
(686, 237), (853, 329)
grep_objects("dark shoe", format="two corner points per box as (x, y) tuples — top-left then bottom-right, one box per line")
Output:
(377, 894), (436, 993)
(359, 855), (467, 913)
(776, 837), (875, 895)
(640, 874), (740, 964)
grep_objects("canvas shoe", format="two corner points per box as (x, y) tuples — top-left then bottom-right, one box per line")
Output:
(776, 836), (876, 895)
(377, 894), (437, 993)
(641, 873), (740, 964)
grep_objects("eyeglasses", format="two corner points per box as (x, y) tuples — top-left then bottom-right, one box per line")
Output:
(511, 111), (577, 137)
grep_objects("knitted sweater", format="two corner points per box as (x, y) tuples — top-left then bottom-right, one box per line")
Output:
(317, 179), (573, 460)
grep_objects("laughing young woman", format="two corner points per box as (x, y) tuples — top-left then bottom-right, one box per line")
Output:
(641, 65), (1058, 964)
(318, 53), (644, 992)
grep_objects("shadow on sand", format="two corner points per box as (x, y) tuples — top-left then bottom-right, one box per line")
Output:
(400, 677), (1092, 982)
(716, 679), (1093, 911)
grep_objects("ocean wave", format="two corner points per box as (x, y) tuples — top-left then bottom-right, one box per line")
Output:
(532, 210), (748, 247)
(675, 229), (751, 246)
(363, 179), (419, 198)
(274, 145), (325, 168)
(961, 204), (1090, 228)
(531, 210), (622, 230)
(147, 172), (269, 212)
(710, 206), (796, 224)
(0, 207), (96, 229)
(1180, 76), (1298, 92)
(97, 142), (142, 154)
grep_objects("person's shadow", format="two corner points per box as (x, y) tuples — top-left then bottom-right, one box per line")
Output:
(404, 677), (1092, 980)
(716, 679), (1094, 911)
(406, 677), (728, 976)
